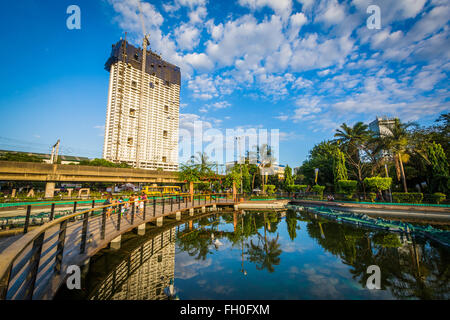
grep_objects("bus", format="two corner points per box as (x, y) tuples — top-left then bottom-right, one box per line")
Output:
(141, 185), (181, 196)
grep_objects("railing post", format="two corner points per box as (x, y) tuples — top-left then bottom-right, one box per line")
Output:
(171, 197), (173, 212)
(185, 195), (187, 207)
(117, 204), (122, 231)
(80, 211), (89, 254)
(101, 207), (106, 240)
(142, 200), (146, 220)
(23, 205), (31, 234)
(49, 203), (55, 221)
(55, 220), (68, 274)
(92, 200), (95, 209)
(131, 202), (135, 225)
(153, 197), (156, 217)
(178, 196), (181, 210)
(73, 201), (77, 214)
(23, 232), (45, 300)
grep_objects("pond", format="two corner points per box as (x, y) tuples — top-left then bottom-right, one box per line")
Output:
(55, 208), (450, 300)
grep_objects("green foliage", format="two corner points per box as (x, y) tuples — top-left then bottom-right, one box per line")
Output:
(284, 165), (294, 187)
(0, 152), (44, 163)
(78, 158), (131, 168)
(178, 161), (201, 183)
(426, 142), (449, 193)
(368, 192), (377, 202)
(431, 192), (446, 204)
(392, 192), (423, 204)
(373, 233), (401, 248)
(364, 177), (392, 192)
(333, 149), (348, 184)
(337, 180), (358, 195)
(195, 182), (210, 191)
(224, 166), (242, 190)
(285, 184), (308, 193)
(312, 185), (325, 197)
(264, 184), (276, 195)
(296, 141), (336, 187)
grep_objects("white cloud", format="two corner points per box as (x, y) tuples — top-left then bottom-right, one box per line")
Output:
(175, 24), (201, 50)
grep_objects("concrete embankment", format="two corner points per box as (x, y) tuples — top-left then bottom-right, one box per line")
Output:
(290, 199), (450, 224)
(236, 200), (289, 210)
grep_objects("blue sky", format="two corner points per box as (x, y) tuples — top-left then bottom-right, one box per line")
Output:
(0, 0), (448, 167)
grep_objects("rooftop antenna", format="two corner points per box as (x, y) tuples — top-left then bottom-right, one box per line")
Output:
(135, 0), (150, 169)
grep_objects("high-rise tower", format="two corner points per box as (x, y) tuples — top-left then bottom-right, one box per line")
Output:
(103, 39), (180, 171)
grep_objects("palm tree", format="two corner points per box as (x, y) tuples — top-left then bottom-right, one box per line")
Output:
(383, 119), (415, 193)
(334, 122), (370, 192)
(194, 152), (215, 177)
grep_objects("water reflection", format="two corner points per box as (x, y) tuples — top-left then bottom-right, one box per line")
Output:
(59, 208), (450, 300)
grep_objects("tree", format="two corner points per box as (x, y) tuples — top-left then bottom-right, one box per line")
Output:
(0, 152), (44, 163)
(426, 142), (449, 193)
(364, 177), (392, 201)
(284, 165), (294, 189)
(334, 122), (370, 193)
(297, 141), (336, 188)
(383, 119), (415, 193)
(333, 149), (348, 187)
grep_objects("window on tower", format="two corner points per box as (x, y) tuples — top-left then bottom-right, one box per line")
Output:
(127, 137), (133, 146)
(163, 130), (168, 138)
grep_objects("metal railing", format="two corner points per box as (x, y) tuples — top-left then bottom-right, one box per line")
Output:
(0, 192), (240, 300)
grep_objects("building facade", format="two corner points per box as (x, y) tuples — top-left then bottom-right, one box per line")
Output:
(103, 40), (180, 171)
(369, 116), (397, 137)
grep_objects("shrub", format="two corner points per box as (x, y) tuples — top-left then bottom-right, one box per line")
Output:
(287, 185), (308, 192)
(264, 185), (276, 195)
(367, 192), (377, 202)
(431, 192), (446, 204)
(337, 180), (358, 195)
(364, 177), (392, 192)
(312, 185), (325, 199)
(392, 192), (423, 204)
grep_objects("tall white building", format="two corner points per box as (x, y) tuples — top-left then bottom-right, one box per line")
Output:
(103, 39), (180, 171)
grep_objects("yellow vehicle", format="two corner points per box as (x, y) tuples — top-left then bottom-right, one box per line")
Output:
(141, 185), (181, 196)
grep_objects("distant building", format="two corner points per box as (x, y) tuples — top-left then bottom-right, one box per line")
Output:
(0, 149), (90, 165)
(369, 116), (397, 137)
(103, 39), (180, 171)
(226, 160), (285, 179)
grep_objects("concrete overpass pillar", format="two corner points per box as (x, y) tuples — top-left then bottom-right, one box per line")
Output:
(201, 206), (206, 213)
(189, 208), (194, 216)
(137, 223), (146, 236)
(212, 204), (216, 211)
(110, 235), (121, 250)
(45, 182), (55, 198)
(156, 216), (163, 227)
(176, 211), (181, 221)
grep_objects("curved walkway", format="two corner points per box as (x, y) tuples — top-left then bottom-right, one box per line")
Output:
(0, 194), (237, 300)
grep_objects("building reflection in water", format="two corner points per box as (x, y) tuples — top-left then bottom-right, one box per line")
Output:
(91, 227), (176, 300)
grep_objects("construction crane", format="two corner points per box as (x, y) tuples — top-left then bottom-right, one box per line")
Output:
(135, 0), (150, 169)
(115, 32), (128, 162)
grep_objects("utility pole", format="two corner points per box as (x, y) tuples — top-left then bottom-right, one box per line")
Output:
(50, 139), (60, 164)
